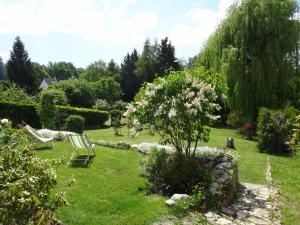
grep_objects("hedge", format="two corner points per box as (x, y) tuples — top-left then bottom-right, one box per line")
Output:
(0, 101), (41, 128)
(0, 101), (109, 129)
(57, 105), (109, 128)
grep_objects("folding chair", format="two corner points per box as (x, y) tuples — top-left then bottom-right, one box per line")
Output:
(25, 125), (54, 148)
(67, 133), (96, 165)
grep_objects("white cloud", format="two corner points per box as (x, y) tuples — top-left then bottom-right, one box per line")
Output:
(0, 52), (9, 62)
(0, 0), (159, 46)
(161, 0), (236, 57)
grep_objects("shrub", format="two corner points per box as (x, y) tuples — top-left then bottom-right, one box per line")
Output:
(0, 82), (36, 104)
(40, 88), (68, 106)
(0, 101), (41, 128)
(110, 110), (122, 135)
(37, 89), (57, 129)
(257, 107), (297, 153)
(286, 114), (300, 153)
(57, 105), (109, 129)
(110, 100), (127, 111)
(240, 121), (256, 140)
(146, 148), (210, 195)
(65, 115), (85, 134)
(0, 120), (66, 224)
(124, 71), (222, 157)
(226, 111), (247, 128)
(93, 99), (110, 111)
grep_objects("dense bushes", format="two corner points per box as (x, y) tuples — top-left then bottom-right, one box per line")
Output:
(0, 101), (108, 129)
(0, 120), (66, 224)
(0, 101), (41, 128)
(57, 106), (108, 128)
(0, 82), (36, 104)
(110, 110), (122, 135)
(257, 107), (297, 154)
(65, 115), (85, 134)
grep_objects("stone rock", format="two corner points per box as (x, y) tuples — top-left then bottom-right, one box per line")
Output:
(165, 199), (176, 206)
(170, 193), (189, 201)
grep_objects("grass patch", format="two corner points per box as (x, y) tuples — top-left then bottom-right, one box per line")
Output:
(270, 153), (300, 225)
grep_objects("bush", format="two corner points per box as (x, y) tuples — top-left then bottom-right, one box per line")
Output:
(93, 99), (110, 111)
(40, 88), (68, 106)
(110, 110), (122, 135)
(240, 121), (256, 140)
(110, 100), (127, 111)
(65, 115), (85, 134)
(286, 114), (300, 153)
(0, 82), (36, 104)
(0, 120), (66, 224)
(147, 148), (210, 195)
(226, 111), (247, 128)
(257, 107), (297, 153)
(37, 89), (57, 129)
(0, 101), (41, 128)
(57, 105), (109, 129)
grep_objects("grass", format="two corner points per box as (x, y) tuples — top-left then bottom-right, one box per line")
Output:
(270, 153), (300, 225)
(36, 126), (300, 224)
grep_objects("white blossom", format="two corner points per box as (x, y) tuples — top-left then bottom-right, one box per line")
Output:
(206, 113), (221, 120)
(137, 100), (148, 107)
(184, 103), (192, 109)
(129, 127), (139, 137)
(1, 118), (9, 124)
(168, 108), (177, 119)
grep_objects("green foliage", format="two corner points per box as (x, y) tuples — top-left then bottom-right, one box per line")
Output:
(47, 61), (79, 80)
(257, 107), (297, 153)
(0, 101), (41, 128)
(147, 148), (210, 194)
(110, 100), (128, 111)
(110, 110), (122, 135)
(92, 77), (121, 104)
(6, 36), (36, 93)
(38, 89), (57, 129)
(0, 56), (8, 80)
(287, 114), (300, 153)
(65, 115), (85, 134)
(50, 79), (94, 108)
(0, 122), (66, 224)
(80, 60), (107, 82)
(156, 37), (181, 76)
(40, 88), (68, 106)
(196, 0), (299, 120)
(0, 82), (36, 104)
(32, 62), (49, 88)
(57, 105), (109, 128)
(93, 99), (110, 111)
(226, 111), (247, 128)
(120, 49), (140, 102)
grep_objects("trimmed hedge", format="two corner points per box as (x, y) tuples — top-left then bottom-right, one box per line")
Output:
(0, 101), (41, 128)
(0, 101), (109, 129)
(57, 106), (108, 128)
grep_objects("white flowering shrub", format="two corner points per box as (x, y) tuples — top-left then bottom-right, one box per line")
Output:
(124, 71), (222, 157)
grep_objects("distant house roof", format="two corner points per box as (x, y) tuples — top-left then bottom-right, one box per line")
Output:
(39, 77), (57, 89)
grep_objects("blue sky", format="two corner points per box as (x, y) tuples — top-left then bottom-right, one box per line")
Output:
(0, 0), (235, 68)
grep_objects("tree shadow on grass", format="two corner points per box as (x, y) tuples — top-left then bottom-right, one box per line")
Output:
(69, 155), (95, 168)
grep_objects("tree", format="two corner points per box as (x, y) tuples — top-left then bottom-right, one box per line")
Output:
(107, 59), (120, 77)
(47, 61), (78, 80)
(6, 36), (36, 93)
(32, 62), (49, 88)
(119, 49), (139, 102)
(0, 57), (8, 80)
(80, 60), (107, 82)
(135, 39), (159, 83)
(196, 0), (299, 120)
(156, 37), (181, 77)
(92, 77), (121, 104)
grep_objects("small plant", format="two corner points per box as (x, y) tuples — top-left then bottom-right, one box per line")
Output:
(110, 110), (122, 135)
(226, 111), (246, 128)
(240, 121), (256, 140)
(286, 114), (300, 153)
(65, 115), (85, 134)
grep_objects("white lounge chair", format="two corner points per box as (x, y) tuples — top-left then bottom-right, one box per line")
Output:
(25, 125), (54, 147)
(67, 133), (95, 165)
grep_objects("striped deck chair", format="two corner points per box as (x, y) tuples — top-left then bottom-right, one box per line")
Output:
(67, 133), (96, 165)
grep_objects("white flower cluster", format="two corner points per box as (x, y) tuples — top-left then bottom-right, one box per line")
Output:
(0, 118), (9, 125)
(131, 142), (174, 155)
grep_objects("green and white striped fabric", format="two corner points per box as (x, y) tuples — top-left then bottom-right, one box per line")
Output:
(67, 133), (90, 149)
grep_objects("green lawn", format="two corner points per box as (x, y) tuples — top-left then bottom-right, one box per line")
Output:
(36, 126), (300, 225)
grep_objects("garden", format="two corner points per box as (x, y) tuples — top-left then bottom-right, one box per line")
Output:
(0, 0), (299, 224)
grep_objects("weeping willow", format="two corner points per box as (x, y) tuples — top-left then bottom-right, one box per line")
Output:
(197, 0), (299, 120)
